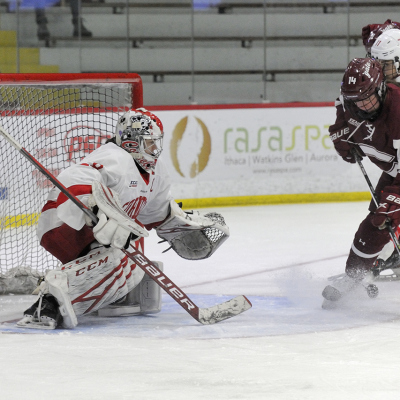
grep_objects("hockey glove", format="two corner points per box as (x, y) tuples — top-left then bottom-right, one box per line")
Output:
(372, 186), (400, 229)
(92, 211), (135, 249)
(87, 181), (149, 249)
(333, 139), (365, 164)
(156, 200), (230, 260)
(329, 125), (365, 164)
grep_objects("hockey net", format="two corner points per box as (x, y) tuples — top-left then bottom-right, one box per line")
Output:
(0, 73), (143, 294)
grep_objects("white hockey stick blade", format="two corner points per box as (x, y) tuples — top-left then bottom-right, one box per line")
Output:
(198, 295), (251, 325)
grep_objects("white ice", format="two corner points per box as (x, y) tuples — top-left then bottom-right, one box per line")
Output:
(2, 201), (400, 400)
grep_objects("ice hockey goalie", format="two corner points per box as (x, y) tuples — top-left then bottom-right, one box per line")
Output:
(17, 108), (229, 330)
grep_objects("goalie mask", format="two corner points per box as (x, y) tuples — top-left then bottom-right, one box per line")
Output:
(341, 58), (386, 121)
(115, 108), (164, 172)
(371, 29), (400, 80)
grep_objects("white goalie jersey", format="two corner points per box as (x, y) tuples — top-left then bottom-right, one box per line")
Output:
(37, 142), (173, 243)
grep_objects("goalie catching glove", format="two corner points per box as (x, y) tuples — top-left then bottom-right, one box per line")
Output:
(156, 200), (230, 260)
(86, 181), (149, 249)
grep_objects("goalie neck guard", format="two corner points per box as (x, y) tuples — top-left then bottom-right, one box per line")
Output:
(114, 108), (164, 173)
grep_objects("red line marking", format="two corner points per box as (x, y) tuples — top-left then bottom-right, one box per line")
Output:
(182, 254), (347, 289)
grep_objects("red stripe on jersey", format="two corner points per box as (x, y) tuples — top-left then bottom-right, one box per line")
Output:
(56, 185), (92, 206)
(80, 162), (104, 170)
(41, 200), (57, 213)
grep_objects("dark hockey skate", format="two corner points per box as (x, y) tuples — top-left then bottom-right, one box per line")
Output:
(322, 273), (379, 309)
(322, 273), (359, 306)
(371, 250), (400, 278)
(17, 294), (63, 330)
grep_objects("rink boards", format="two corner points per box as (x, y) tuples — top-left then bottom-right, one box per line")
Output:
(0, 103), (380, 220)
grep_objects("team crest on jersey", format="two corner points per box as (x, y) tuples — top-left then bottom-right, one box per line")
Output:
(364, 123), (375, 141)
(129, 180), (138, 188)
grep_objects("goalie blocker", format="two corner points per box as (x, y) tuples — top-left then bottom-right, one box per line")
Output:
(156, 200), (230, 260)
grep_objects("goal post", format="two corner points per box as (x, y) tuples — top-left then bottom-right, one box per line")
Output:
(0, 73), (143, 294)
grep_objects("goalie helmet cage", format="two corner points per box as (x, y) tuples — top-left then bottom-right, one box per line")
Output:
(0, 73), (143, 294)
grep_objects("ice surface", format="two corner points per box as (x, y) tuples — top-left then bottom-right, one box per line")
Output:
(2, 202), (400, 399)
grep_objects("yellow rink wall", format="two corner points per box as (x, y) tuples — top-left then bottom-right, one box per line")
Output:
(4, 192), (371, 228)
(177, 191), (372, 209)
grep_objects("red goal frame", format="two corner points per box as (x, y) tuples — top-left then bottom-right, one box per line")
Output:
(0, 73), (143, 109)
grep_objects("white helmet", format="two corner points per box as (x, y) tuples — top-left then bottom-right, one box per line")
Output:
(371, 28), (400, 78)
(114, 108), (164, 173)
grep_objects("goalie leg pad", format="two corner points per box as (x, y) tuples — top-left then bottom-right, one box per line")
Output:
(46, 270), (78, 328)
(98, 261), (163, 316)
(129, 261), (163, 314)
(19, 246), (145, 328)
(62, 246), (145, 318)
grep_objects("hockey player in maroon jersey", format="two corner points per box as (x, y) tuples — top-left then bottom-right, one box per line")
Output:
(328, 29), (400, 282)
(362, 19), (400, 57)
(17, 108), (229, 329)
(322, 58), (400, 306)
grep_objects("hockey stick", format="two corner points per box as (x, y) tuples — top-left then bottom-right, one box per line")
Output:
(0, 125), (252, 325)
(352, 149), (400, 256)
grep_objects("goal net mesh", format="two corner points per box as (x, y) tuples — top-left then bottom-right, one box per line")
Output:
(0, 74), (143, 294)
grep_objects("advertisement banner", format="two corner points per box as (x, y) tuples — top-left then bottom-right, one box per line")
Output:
(156, 105), (380, 200)
(0, 104), (379, 217)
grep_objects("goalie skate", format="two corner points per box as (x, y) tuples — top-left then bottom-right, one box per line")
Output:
(17, 270), (78, 330)
(17, 294), (62, 330)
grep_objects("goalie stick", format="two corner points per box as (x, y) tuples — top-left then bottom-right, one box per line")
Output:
(0, 125), (251, 325)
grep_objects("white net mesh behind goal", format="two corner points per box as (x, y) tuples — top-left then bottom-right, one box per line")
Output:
(0, 73), (143, 294)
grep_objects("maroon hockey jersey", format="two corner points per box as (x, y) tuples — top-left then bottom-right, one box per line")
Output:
(329, 84), (400, 178)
